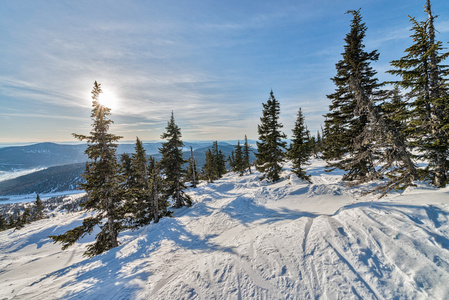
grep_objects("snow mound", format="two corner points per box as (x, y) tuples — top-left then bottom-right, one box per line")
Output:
(1, 159), (448, 299)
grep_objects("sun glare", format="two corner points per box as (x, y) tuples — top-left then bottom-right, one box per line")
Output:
(98, 89), (119, 110)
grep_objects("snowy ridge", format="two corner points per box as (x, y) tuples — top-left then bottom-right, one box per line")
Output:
(0, 159), (448, 299)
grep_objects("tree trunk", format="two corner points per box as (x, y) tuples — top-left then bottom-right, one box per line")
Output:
(434, 153), (447, 187)
(107, 197), (118, 248)
(176, 180), (181, 208)
(153, 181), (159, 223)
(191, 146), (196, 188)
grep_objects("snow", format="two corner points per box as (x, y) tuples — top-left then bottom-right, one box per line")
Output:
(0, 168), (47, 183)
(1, 158), (448, 299)
(0, 190), (85, 205)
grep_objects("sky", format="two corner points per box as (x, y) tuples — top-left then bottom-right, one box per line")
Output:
(1, 0), (448, 144)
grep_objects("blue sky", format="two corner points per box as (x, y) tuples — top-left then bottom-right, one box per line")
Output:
(1, 0), (448, 143)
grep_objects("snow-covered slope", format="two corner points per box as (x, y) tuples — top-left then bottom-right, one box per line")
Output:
(1, 159), (448, 299)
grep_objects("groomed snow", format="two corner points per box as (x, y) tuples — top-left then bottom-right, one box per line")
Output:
(1, 159), (448, 299)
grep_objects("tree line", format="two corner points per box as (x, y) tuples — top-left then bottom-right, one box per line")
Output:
(45, 77), (315, 256)
(322, 1), (448, 194)
(2, 0), (446, 256)
(0, 193), (45, 231)
(254, 1), (449, 196)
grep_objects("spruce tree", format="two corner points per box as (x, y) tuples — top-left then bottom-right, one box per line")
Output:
(201, 142), (227, 182)
(130, 138), (153, 227)
(16, 208), (32, 229)
(323, 9), (382, 181)
(0, 214), (6, 231)
(388, 0), (449, 187)
(288, 107), (312, 182)
(243, 135), (252, 174)
(33, 193), (45, 220)
(329, 10), (418, 195)
(22, 207), (32, 224)
(348, 63), (418, 196)
(186, 146), (198, 188)
(234, 141), (245, 176)
(256, 90), (287, 182)
(159, 112), (191, 208)
(202, 148), (216, 183)
(14, 212), (24, 230)
(148, 156), (166, 223)
(8, 214), (15, 229)
(212, 141), (227, 178)
(50, 81), (124, 257)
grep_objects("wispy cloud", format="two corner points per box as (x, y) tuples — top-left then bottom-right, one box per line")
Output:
(0, 112), (85, 121)
(2, 0), (448, 142)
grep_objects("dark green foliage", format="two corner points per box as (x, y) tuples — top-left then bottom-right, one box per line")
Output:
(159, 112), (191, 208)
(233, 141), (245, 176)
(212, 141), (227, 178)
(50, 216), (99, 251)
(50, 81), (124, 257)
(120, 153), (134, 191)
(149, 156), (167, 223)
(8, 214), (15, 228)
(134, 138), (154, 226)
(201, 142), (228, 182)
(387, 0), (449, 187)
(15, 207), (32, 229)
(288, 108), (312, 182)
(310, 130), (322, 157)
(243, 135), (252, 174)
(323, 9), (382, 181)
(348, 65), (418, 196)
(186, 147), (198, 188)
(33, 193), (45, 221)
(256, 90), (287, 182)
(202, 148), (216, 183)
(0, 214), (6, 231)
(319, 8), (418, 196)
(123, 138), (154, 228)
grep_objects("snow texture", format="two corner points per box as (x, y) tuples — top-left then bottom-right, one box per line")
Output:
(0, 159), (448, 299)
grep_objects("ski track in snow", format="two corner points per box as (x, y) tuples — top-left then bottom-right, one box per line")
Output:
(0, 159), (449, 299)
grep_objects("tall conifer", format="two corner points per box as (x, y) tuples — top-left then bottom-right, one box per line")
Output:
(186, 146), (198, 188)
(33, 193), (45, 220)
(243, 135), (252, 174)
(50, 81), (123, 257)
(388, 0), (449, 187)
(234, 141), (245, 176)
(288, 108), (312, 182)
(202, 148), (216, 183)
(131, 138), (153, 227)
(159, 112), (191, 208)
(149, 156), (165, 223)
(323, 9), (382, 181)
(212, 141), (227, 178)
(256, 90), (287, 182)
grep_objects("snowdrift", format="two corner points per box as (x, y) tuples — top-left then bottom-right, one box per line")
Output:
(1, 159), (448, 299)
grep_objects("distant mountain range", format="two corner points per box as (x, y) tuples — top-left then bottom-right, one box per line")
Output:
(0, 143), (87, 171)
(0, 141), (257, 196)
(0, 163), (85, 196)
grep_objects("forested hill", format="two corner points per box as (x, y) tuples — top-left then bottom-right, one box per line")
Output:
(0, 141), (257, 196)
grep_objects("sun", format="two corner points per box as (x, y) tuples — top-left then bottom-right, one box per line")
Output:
(98, 89), (119, 110)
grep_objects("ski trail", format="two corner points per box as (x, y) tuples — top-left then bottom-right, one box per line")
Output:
(324, 233), (380, 299)
(302, 217), (318, 299)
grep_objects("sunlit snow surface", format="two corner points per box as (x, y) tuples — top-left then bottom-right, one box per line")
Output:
(1, 159), (448, 299)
